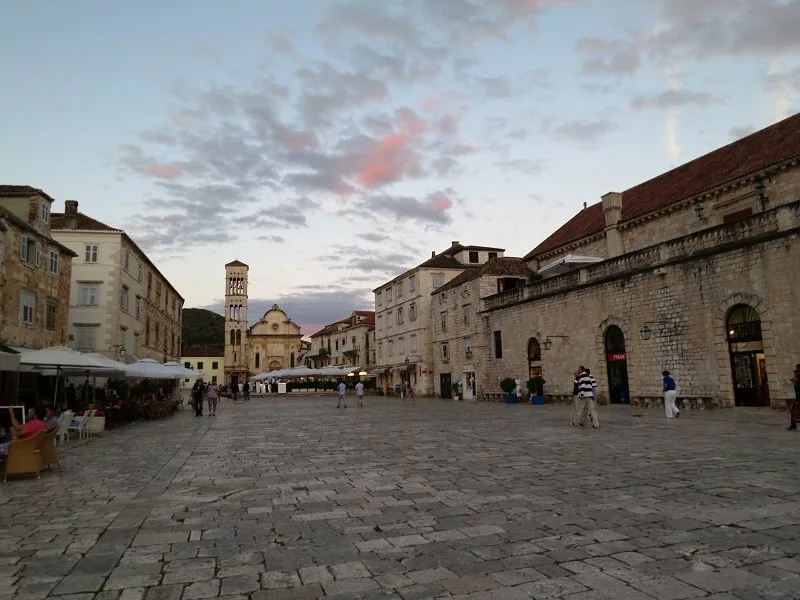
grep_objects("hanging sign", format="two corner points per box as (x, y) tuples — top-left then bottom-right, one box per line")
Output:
(607, 352), (627, 362)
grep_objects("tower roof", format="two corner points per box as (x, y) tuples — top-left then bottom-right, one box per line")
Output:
(225, 259), (249, 268)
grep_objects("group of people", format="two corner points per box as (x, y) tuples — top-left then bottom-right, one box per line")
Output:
(336, 380), (365, 408)
(190, 380), (220, 417)
(0, 405), (59, 458)
(571, 367), (679, 429)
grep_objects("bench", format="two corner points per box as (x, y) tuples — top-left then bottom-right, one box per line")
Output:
(482, 393), (506, 403)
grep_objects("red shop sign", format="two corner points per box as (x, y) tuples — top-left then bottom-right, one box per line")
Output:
(607, 352), (627, 362)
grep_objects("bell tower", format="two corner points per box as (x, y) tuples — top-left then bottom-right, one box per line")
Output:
(224, 260), (249, 387)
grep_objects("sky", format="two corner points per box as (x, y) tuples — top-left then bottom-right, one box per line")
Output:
(2, 0), (799, 334)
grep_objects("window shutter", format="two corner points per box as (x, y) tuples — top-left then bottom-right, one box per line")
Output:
(19, 236), (27, 260)
(34, 242), (41, 266)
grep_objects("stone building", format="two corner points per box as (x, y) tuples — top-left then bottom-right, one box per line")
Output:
(430, 258), (533, 400)
(306, 311), (375, 369)
(374, 242), (504, 396)
(223, 260), (302, 387)
(181, 345), (224, 388)
(480, 112), (800, 409)
(0, 186), (76, 349)
(51, 200), (184, 362)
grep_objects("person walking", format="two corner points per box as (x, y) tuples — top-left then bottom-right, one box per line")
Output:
(243, 381), (251, 401)
(337, 380), (347, 408)
(207, 381), (220, 417)
(788, 365), (800, 431)
(572, 367), (599, 428)
(663, 370), (679, 419)
(231, 381), (239, 402)
(355, 381), (365, 407)
(192, 382), (204, 417)
(573, 366), (589, 426)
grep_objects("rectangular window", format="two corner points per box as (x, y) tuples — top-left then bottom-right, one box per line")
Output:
(410, 334), (417, 353)
(49, 249), (59, 274)
(20, 291), (35, 325)
(212, 375), (218, 383)
(137, 262), (143, 282)
(376, 292), (382, 306)
(386, 287), (392, 302)
(440, 311), (447, 333)
(468, 251), (479, 263)
(75, 326), (97, 351)
(409, 275), (416, 293)
(133, 334), (140, 354)
(432, 273), (444, 289)
(120, 285), (129, 311)
(441, 342), (449, 361)
(463, 304), (471, 325)
(377, 342), (383, 359)
(397, 307), (404, 325)
(398, 337), (405, 354)
(722, 208), (754, 223)
(39, 201), (50, 224)
(488, 252), (498, 260)
(184, 361), (191, 369)
(409, 303), (417, 321)
(212, 361), (218, 369)
(396, 282), (403, 298)
(387, 311), (393, 328)
(79, 285), (99, 306)
(197, 361), (204, 370)
(388, 340), (394, 356)
(494, 330), (503, 359)
(85, 245), (98, 263)
(19, 236), (40, 266)
(124, 251), (130, 272)
(45, 300), (57, 330)
(135, 296), (142, 319)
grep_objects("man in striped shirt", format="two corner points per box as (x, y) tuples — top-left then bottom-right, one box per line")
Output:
(572, 368), (599, 428)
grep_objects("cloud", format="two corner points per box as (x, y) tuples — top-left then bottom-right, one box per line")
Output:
(729, 125), (755, 140)
(576, 37), (640, 75)
(631, 89), (720, 111)
(549, 119), (617, 146)
(496, 158), (545, 175)
(364, 190), (462, 226)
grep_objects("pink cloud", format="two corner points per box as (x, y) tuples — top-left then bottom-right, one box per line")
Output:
(358, 133), (417, 188)
(396, 110), (427, 135)
(439, 115), (459, 136)
(146, 163), (182, 179)
(432, 193), (454, 211)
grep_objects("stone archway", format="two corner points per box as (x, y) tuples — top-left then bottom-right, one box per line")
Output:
(714, 293), (772, 408)
(268, 360), (282, 371)
(595, 316), (631, 405)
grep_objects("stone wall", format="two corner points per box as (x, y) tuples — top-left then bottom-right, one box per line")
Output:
(481, 201), (800, 409)
(0, 222), (73, 349)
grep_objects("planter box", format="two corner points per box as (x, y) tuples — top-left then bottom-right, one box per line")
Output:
(531, 395), (545, 405)
(87, 416), (105, 433)
(505, 393), (517, 404)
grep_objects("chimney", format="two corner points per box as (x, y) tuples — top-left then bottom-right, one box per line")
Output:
(602, 192), (624, 258)
(64, 200), (79, 229)
(431, 251), (435, 257)
(451, 240), (460, 247)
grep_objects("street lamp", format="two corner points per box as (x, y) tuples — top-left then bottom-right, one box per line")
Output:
(640, 321), (669, 341)
(543, 335), (569, 350)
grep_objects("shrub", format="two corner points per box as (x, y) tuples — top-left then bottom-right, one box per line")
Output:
(500, 378), (516, 394)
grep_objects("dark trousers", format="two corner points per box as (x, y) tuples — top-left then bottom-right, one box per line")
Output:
(195, 399), (203, 416)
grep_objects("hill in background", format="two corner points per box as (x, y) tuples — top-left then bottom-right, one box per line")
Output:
(182, 308), (224, 352)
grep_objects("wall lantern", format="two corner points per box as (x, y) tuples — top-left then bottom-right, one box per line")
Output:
(639, 326), (652, 341)
(465, 348), (473, 359)
(543, 335), (569, 350)
(694, 205), (705, 219)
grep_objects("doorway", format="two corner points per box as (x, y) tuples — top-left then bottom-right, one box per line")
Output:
(440, 373), (452, 399)
(727, 304), (769, 406)
(230, 375), (239, 389)
(528, 338), (542, 379)
(604, 325), (630, 404)
(462, 372), (475, 400)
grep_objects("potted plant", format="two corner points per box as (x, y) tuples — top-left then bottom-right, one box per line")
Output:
(451, 381), (462, 401)
(500, 378), (517, 403)
(527, 376), (546, 405)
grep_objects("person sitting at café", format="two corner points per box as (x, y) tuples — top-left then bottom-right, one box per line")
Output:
(43, 405), (59, 430)
(0, 406), (46, 458)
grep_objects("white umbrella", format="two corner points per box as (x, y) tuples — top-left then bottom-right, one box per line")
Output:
(19, 346), (113, 370)
(318, 366), (350, 377)
(163, 361), (202, 379)
(283, 366), (319, 378)
(0, 349), (20, 372)
(125, 358), (179, 379)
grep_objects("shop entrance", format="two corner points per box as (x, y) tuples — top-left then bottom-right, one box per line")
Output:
(440, 373), (452, 399)
(727, 304), (769, 407)
(604, 325), (630, 404)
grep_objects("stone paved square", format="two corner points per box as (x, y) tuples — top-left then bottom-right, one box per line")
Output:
(2, 398), (800, 599)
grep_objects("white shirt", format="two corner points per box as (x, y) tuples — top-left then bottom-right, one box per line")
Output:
(355, 383), (364, 395)
(338, 382), (346, 395)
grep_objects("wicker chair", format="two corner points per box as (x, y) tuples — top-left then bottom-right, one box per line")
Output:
(37, 428), (61, 471)
(2, 432), (43, 482)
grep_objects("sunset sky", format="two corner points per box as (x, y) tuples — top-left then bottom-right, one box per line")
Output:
(1, 0), (798, 333)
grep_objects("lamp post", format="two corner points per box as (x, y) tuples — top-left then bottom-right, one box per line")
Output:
(543, 335), (569, 350)
(640, 321), (669, 341)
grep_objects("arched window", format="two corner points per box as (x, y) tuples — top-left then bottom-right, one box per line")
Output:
(255, 352), (260, 369)
(230, 329), (235, 346)
(726, 304), (762, 341)
(290, 352), (295, 368)
(235, 330), (241, 345)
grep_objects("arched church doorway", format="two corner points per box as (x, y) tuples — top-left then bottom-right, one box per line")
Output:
(727, 304), (769, 406)
(604, 325), (629, 404)
(268, 360), (281, 371)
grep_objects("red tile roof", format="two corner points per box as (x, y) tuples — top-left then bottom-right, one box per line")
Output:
(433, 257), (534, 295)
(226, 260), (249, 267)
(51, 211), (122, 232)
(0, 185), (57, 203)
(181, 345), (224, 357)
(527, 111), (800, 259)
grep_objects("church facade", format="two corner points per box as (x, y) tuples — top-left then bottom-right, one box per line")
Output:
(223, 260), (303, 387)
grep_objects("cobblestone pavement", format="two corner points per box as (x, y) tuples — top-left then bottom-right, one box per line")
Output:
(2, 397), (800, 600)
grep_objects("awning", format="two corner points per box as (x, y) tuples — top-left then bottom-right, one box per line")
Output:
(538, 253), (603, 278)
(0, 349), (20, 372)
